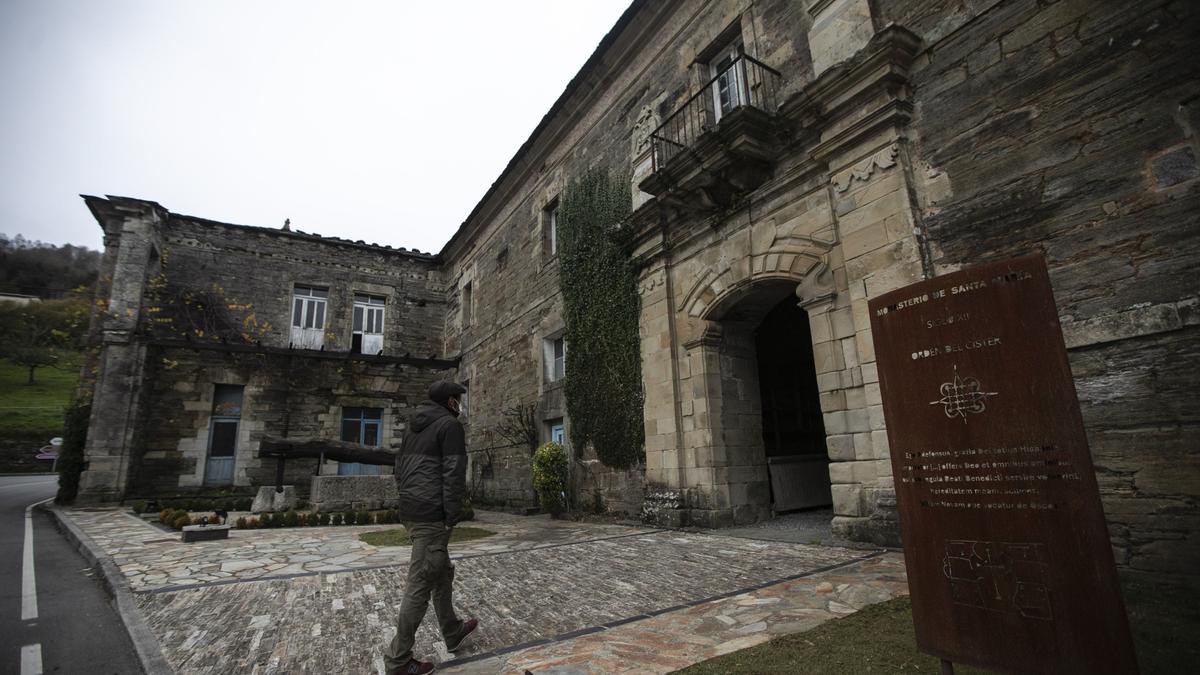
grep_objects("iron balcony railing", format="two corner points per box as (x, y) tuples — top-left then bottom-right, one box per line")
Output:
(650, 53), (782, 172)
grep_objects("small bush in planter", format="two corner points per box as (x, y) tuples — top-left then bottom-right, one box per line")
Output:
(159, 508), (174, 524)
(318, 512), (330, 526)
(532, 442), (568, 517)
(460, 497), (475, 522)
(130, 500), (148, 514)
(171, 513), (191, 530)
(355, 511), (371, 525)
(283, 510), (300, 527)
(331, 513), (343, 526)
(342, 512), (355, 526)
(235, 517), (248, 529)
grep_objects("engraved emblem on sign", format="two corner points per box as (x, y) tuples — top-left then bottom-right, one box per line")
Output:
(942, 540), (1053, 620)
(930, 365), (998, 421)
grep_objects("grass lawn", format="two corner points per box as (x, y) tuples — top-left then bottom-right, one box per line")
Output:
(675, 584), (1196, 674)
(359, 526), (496, 547)
(0, 357), (78, 439)
(674, 596), (991, 675)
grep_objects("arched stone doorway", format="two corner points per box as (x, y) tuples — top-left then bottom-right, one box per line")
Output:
(695, 278), (832, 524)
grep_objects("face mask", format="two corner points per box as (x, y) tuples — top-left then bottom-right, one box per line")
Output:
(449, 397), (466, 419)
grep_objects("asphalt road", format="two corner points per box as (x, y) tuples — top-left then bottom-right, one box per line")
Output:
(0, 475), (143, 674)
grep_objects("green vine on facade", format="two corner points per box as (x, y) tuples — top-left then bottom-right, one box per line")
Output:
(557, 167), (644, 469)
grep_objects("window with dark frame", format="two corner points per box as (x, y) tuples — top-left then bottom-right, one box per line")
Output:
(339, 407), (383, 475)
(205, 384), (243, 486)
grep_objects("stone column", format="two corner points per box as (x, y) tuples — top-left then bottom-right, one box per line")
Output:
(77, 199), (165, 503)
(797, 26), (923, 545)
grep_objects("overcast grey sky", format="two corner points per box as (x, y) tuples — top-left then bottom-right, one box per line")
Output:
(0, 0), (631, 253)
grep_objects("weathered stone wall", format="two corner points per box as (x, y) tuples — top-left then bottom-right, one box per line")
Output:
(888, 0), (1200, 585)
(150, 214), (444, 355)
(126, 344), (446, 498)
(78, 197), (454, 500)
(438, 0), (818, 517)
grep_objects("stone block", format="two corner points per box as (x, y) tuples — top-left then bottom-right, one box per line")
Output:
(871, 430), (890, 457)
(868, 404), (886, 430)
(826, 434), (856, 461)
(820, 390), (847, 413)
(808, 0), (876, 76)
(853, 432), (873, 459)
(181, 524), (231, 543)
(310, 476), (398, 512)
(252, 485), (297, 514)
(831, 483), (863, 517)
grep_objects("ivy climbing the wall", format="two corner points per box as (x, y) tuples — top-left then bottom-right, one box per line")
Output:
(557, 167), (644, 469)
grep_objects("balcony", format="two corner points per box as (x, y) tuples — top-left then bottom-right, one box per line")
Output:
(639, 54), (782, 211)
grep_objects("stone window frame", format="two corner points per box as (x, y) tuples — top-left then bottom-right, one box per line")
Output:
(541, 197), (560, 261)
(461, 280), (474, 328)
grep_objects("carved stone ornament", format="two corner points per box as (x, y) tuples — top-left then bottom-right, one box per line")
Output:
(832, 143), (899, 193)
(631, 105), (660, 157)
(796, 260), (836, 312)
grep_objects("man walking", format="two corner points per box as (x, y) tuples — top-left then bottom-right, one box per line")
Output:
(384, 380), (479, 675)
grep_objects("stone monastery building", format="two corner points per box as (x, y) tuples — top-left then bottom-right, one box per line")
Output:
(77, 0), (1198, 589)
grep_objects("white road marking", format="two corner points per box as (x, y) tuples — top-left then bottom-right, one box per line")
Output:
(20, 644), (43, 675)
(22, 497), (54, 621)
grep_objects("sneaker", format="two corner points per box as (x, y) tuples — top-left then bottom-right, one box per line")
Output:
(445, 618), (479, 652)
(387, 657), (435, 675)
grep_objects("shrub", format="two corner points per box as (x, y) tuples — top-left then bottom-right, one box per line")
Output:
(235, 498), (252, 511)
(246, 517), (260, 529)
(331, 513), (343, 526)
(171, 513), (191, 530)
(460, 497), (475, 522)
(159, 508), (175, 524)
(317, 512), (330, 526)
(532, 442), (568, 517)
(355, 511), (370, 525)
(283, 510), (300, 528)
(55, 400), (91, 504)
(296, 513), (308, 527)
(130, 500), (148, 514)
(342, 512), (355, 526)
(235, 517), (248, 529)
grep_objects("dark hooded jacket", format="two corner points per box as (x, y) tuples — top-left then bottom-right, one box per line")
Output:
(395, 400), (467, 524)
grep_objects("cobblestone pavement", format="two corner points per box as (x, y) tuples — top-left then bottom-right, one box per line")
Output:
(65, 508), (650, 591)
(64, 507), (903, 674)
(130, 531), (882, 674)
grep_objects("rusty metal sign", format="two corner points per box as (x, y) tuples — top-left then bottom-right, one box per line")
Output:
(868, 255), (1137, 674)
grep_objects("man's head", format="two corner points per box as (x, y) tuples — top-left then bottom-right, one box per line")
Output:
(428, 380), (467, 415)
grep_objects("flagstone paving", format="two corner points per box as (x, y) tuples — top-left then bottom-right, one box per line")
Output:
(66, 507), (653, 591)
(62, 507), (905, 674)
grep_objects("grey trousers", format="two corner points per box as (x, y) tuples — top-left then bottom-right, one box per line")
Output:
(383, 521), (465, 668)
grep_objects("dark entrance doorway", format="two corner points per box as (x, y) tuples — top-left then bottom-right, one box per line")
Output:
(754, 295), (831, 511)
